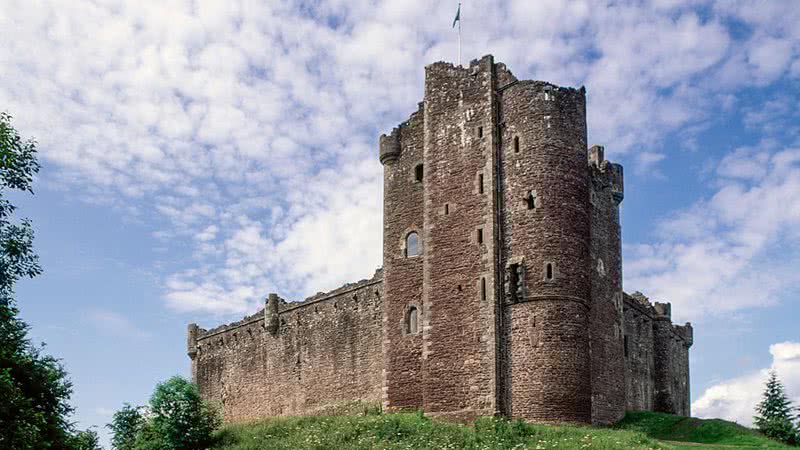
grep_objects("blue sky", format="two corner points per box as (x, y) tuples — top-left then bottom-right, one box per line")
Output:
(2, 0), (799, 446)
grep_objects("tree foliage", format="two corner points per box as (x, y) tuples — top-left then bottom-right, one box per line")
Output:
(149, 376), (220, 450)
(0, 111), (41, 300)
(0, 112), (84, 450)
(108, 376), (220, 450)
(69, 428), (103, 450)
(754, 370), (799, 446)
(108, 403), (147, 450)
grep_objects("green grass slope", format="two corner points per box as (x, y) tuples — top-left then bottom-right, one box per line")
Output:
(210, 411), (791, 450)
(617, 411), (793, 449)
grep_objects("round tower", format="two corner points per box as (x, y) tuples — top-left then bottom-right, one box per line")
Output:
(499, 82), (592, 423)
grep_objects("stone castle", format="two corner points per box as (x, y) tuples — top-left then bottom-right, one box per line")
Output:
(187, 55), (693, 425)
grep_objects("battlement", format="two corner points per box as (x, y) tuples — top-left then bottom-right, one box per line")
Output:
(194, 268), (383, 343)
(622, 292), (692, 347)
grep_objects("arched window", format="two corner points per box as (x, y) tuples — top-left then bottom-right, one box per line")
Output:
(406, 306), (418, 334)
(405, 232), (419, 257)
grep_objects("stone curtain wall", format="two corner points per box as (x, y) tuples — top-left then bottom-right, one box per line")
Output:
(189, 273), (384, 423)
(623, 293), (693, 416)
(623, 294), (656, 411)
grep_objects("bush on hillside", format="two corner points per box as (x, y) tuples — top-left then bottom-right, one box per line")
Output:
(109, 376), (220, 450)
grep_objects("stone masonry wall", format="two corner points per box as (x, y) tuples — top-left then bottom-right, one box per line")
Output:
(623, 293), (656, 411)
(381, 103), (425, 411)
(420, 56), (499, 420)
(588, 149), (626, 425)
(189, 272), (384, 423)
(623, 293), (693, 416)
(498, 76), (593, 423)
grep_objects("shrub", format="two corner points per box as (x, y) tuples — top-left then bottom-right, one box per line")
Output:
(107, 403), (146, 450)
(149, 376), (220, 450)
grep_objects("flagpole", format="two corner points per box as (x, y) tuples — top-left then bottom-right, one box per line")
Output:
(457, 4), (462, 66)
(458, 14), (462, 66)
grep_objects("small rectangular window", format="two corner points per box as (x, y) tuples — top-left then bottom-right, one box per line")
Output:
(414, 164), (424, 182)
(477, 228), (484, 244)
(514, 136), (520, 153)
(444, 203), (449, 215)
(479, 174), (484, 194)
(624, 335), (629, 358)
(480, 277), (486, 301)
(477, 126), (483, 138)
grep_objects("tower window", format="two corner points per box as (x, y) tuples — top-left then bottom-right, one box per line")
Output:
(477, 126), (483, 138)
(414, 164), (424, 182)
(480, 277), (486, 301)
(477, 227), (484, 244)
(624, 335), (629, 358)
(545, 263), (554, 281)
(405, 232), (419, 257)
(544, 115), (552, 129)
(444, 203), (449, 215)
(504, 263), (525, 303)
(524, 191), (537, 210)
(514, 136), (520, 153)
(479, 173), (484, 194)
(406, 306), (419, 334)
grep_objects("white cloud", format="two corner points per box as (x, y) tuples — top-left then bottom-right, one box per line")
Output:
(1, 0), (798, 316)
(693, 341), (800, 426)
(626, 146), (800, 322)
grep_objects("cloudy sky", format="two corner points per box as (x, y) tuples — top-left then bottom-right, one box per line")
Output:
(2, 0), (799, 444)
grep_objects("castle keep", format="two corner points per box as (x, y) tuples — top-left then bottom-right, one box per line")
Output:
(187, 56), (693, 425)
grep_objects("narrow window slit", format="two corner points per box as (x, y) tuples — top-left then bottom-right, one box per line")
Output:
(406, 306), (418, 334)
(477, 126), (483, 138)
(514, 136), (520, 153)
(545, 263), (554, 280)
(525, 191), (537, 210)
(414, 164), (424, 182)
(477, 228), (484, 244)
(479, 174), (484, 194)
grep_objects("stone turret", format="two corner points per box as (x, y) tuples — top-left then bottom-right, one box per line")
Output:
(265, 293), (280, 335)
(187, 323), (200, 381)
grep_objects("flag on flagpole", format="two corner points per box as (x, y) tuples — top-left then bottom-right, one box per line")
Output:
(452, 3), (461, 28)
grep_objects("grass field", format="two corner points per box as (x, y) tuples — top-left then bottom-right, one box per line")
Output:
(210, 410), (792, 450)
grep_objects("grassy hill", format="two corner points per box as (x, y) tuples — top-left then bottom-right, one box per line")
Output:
(210, 411), (791, 450)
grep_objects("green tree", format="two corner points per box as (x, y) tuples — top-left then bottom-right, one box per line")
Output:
(69, 427), (103, 450)
(0, 112), (80, 450)
(108, 403), (146, 450)
(754, 370), (798, 445)
(149, 376), (220, 450)
(0, 111), (41, 299)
